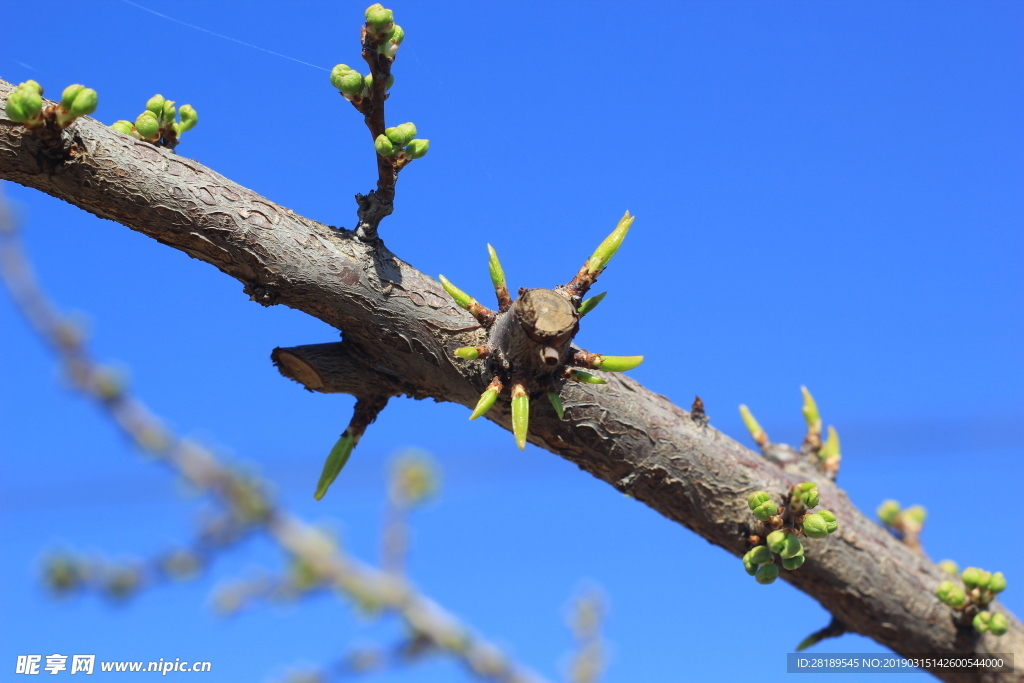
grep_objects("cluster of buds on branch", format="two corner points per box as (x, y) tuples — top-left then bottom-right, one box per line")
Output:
(3, 81), (98, 145)
(742, 482), (838, 585)
(936, 565), (1009, 636)
(739, 386), (842, 479)
(443, 211), (643, 450)
(877, 499), (927, 553)
(110, 94), (198, 151)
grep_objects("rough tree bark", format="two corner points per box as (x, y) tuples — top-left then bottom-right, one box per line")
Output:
(1, 78), (1020, 682)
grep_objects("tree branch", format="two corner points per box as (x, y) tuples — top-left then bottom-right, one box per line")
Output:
(1, 78), (1019, 681)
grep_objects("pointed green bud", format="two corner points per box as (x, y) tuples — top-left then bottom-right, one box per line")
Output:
(111, 120), (135, 135)
(453, 346), (481, 360)
(903, 505), (927, 526)
(989, 612), (1008, 636)
(585, 210), (634, 273)
(748, 545), (773, 565)
(162, 99), (176, 122)
(594, 355), (644, 372)
(783, 554), (806, 571)
(819, 425), (840, 461)
(803, 513), (829, 539)
(135, 111), (160, 140)
(877, 500), (900, 526)
(511, 384), (529, 450)
(748, 491), (772, 510)
(739, 404), (767, 446)
(817, 510), (838, 534)
(962, 567), (989, 589)
(973, 611), (992, 633)
(438, 274), (475, 310)
(801, 385), (821, 431)
(178, 104), (198, 133)
(20, 80), (43, 95)
(60, 84), (85, 110)
(547, 392), (564, 419)
(988, 572), (1007, 594)
(578, 291), (607, 316)
(146, 94), (166, 115)
(67, 87), (97, 118)
(330, 64), (365, 96)
(365, 3), (394, 33)
(374, 133), (396, 157)
(405, 138), (429, 159)
(469, 388), (499, 420)
(755, 563), (780, 585)
(780, 534), (804, 560)
(385, 122), (417, 147)
(486, 243), (507, 291)
(742, 552), (757, 576)
(938, 560), (959, 576)
(752, 500), (778, 522)
(314, 432), (357, 500)
(936, 581), (966, 608)
(766, 530), (788, 554)
(567, 370), (607, 384)
(4, 87), (43, 123)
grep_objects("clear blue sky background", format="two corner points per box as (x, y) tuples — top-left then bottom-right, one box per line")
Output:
(1, 1), (1021, 681)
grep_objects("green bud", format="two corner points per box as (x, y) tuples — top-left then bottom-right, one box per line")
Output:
(595, 355), (644, 372)
(903, 505), (927, 526)
(67, 87), (98, 118)
(739, 404), (767, 446)
(110, 120), (135, 135)
(405, 138), (430, 159)
(135, 111), (160, 140)
(178, 104), (198, 133)
(755, 563), (780, 585)
(314, 432), (358, 500)
(162, 99), (176, 122)
(766, 530), (788, 554)
(374, 133), (396, 157)
(438, 274), (475, 310)
(783, 555), (805, 570)
(586, 210), (634, 273)
(800, 486), (820, 509)
(567, 370), (606, 384)
(936, 581), (966, 608)
(988, 572), (1007, 594)
(19, 80), (43, 95)
(797, 482), (817, 492)
(385, 122), (417, 147)
(877, 500), (900, 526)
(60, 84), (85, 110)
(989, 612), (1008, 636)
(330, 64), (365, 96)
(386, 23), (404, 45)
(803, 513), (829, 539)
(937, 560), (959, 576)
(819, 425), (841, 461)
(511, 383), (529, 450)
(362, 73), (395, 94)
(973, 611), (992, 633)
(748, 491), (772, 510)
(365, 3), (394, 33)
(817, 510), (838, 534)
(801, 385), (821, 432)
(578, 292), (607, 316)
(780, 534), (804, 560)
(962, 567), (988, 589)
(453, 346), (480, 360)
(146, 94), (166, 115)
(742, 552), (757, 576)
(4, 87), (42, 123)
(752, 501), (778, 522)
(748, 545), (773, 565)
(469, 388), (499, 421)
(547, 392), (564, 419)
(381, 24), (404, 57)
(486, 243), (507, 294)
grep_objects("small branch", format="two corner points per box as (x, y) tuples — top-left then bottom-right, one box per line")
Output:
(355, 24), (397, 241)
(795, 616), (847, 652)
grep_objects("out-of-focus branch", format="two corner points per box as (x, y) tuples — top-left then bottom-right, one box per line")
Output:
(0, 193), (549, 683)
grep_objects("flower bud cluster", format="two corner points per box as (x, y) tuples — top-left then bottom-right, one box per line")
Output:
(936, 566), (1009, 636)
(110, 94), (197, 149)
(742, 484), (837, 584)
(364, 4), (404, 58)
(373, 122), (430, 165)
(4, 80), (98, 135)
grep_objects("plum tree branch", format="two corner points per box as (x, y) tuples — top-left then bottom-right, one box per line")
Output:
(1, 78), (1019, 681)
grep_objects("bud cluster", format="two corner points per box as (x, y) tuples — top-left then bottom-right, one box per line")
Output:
(742, 483), (838, 584)
(374, 122), (430, 168)
(876, 500), (926, 551)
(739, 387), (842, 479)
(935, 566), (1009, 636)
(3, 80), (98, 138)
(110, 94), (198, 150)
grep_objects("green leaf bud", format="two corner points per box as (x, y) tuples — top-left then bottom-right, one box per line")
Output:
(67, 87), (98, 118)
(486, 243), (507, 293)
(547, 391), (564, 419)
(780, 534), (804, 560)
(453, 346), (480, 360)
(365, 3), (394, 33)
(438, 274), (475, 310)
(766, 530), (788, 554)
(742, 552), (757, 576)
(755, 563), (780, 585)
(748, 491), (772, 510)
(161, 99), (176, 122)
(110, 120), (135, 135)
(586, 210), (634, 273)
(595, 355), (644, 372)
(330, 64), (365, 96)
(405, 138), (430, 159)
(937, 560), (959, 576)
(135, 111), (160, 140)
(314, 432), (358, 500)
(578, 291), (607, 316)
(511, 383), (529, 450)
(381, 24), (404, 57)
(819, 425), (841, 460)
(566, 370), (607, 384)
(469, 388), (499, 421)
(385, 122), (417, 147)
(962, 567), (988, 589)
(801, 385), (821, 432)
(19, 80), (43, 95)
(178, 104), (198, 133)
(877, 500), (900, 526)
(374, 133), (396, 157)
(782, 554), (806, 571)
(752, 501), (778, 522)
(989, 612), (1008, 636)
(362, 73), (395, 95)
(800, 486), (820, 509)
(146, 94), (166, 115)
(935, 581), (966, 608)
(748, 545), (773, 565)
(60, 84), (85, 110)
(817, 509), (838, 534)
(4, 87), (43, 123)
(739, 404), (768, 446)
(988, 572), (1006, 594)
(797, 482), (817, 492)
(803, 513), (829, 539)
(386, 23), (404, 45)
(973, 611), (992, 634)
(903, 505), (927, 526)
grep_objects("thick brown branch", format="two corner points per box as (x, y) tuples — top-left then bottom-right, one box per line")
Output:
(1, 78), (1020, 681)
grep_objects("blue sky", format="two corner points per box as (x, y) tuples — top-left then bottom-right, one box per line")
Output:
(1, 1), (1021, 681)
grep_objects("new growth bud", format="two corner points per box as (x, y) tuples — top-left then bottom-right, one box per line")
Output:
(989, 612), (1009, 637)
(469, 388), (499, 421)
(801, 385), (821, 435)
(330, 64), (366, 96)
(578, 292), (607, 316)
(877, 500), (900, 526)
(936, 581), (966, 608)
(314, 432), (358, 500)
(375, 133), (396, 157)
(547, 392), (564, 419)
(566, 370), (607, 385)
(365, 4), (394, 33)
(111, 120), (135, 135)
(385, 122), (417, 147)
(780, 534), (804, 560)
(405, 139), (429, 159)
(4, 85), (43, 124)
(747, 545), (773, 565)
(962, 567), (991, 590)
(511, 382), (529, 450)
(755, 563), (780, 585)
(988, 572), (1007, 594)
(766, 530), (788, 555)
(453, 346), (481, 360)
(748, 491), (778, 522)
(938, 560), (959, 576)
(438, 275), (475, 310)
(973, 611), (992, 633)
(802, 513), (829, 539)
(816, 510), (838, 534)
(177, 104), (198, 133)
(135, 111), (160, 141)
(739, 404), (768, 447)
(593, 355), (644, 372)
(585, 210), (634, 274)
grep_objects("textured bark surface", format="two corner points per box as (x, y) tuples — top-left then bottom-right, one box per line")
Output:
(1, 78), (1020, 682)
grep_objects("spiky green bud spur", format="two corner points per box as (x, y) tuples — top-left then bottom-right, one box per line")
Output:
(437, 274), (474, 310)
(453, 346), (483, 360)
(739, 404), (768, 447)
(405, 138), (429, 159)
(578, 292), (607, 316)
(511, 383), (529, 450)
(547, 392), (564, 419)
(314, 431), (358, 500)
(801, 385), (821, 433)
(593, 355), (644, 372)
(585, 210), (634, 274)
(566, 370), (607, 385)
(469, 389), (499, 420)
